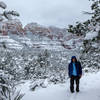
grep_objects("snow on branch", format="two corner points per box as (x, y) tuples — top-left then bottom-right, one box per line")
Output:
(0, 1), (7, 9)
(3, 11), (20, 20)
(0, 1), (20, 21)
(82, 11), (94, 15)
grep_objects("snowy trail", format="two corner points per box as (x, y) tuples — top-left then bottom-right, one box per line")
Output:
(19, 72), (100, 100)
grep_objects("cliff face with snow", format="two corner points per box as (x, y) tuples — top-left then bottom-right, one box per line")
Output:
(0, 19), (83, 53)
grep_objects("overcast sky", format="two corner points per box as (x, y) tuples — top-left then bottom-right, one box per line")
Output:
(3, 0), (91, 28)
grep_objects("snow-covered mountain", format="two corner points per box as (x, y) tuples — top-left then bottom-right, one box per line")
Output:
(0, 19), (83, 52)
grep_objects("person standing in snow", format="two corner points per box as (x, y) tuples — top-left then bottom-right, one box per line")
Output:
(68, 56), (82, 93)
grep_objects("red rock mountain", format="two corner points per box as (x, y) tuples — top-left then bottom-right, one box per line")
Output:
(0, 19), (83, 50)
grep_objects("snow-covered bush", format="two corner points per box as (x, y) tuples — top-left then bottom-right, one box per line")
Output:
(30, 79), (48, 91)
(0, 49), (23, 81)
(0, 70), (24, 100)
(24, 49), (51, 79)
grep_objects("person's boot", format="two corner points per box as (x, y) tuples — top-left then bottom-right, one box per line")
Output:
(71, 90), (74, 93)
(70, 88), (74, 93)
(76, 88), (79, 92)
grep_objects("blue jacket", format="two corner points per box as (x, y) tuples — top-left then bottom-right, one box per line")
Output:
(68, 56), (82, 77)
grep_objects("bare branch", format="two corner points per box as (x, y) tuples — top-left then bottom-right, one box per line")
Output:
(82, 11), (94, 15)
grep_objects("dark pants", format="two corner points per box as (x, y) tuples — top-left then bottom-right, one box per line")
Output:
(70, 75), (80, 92)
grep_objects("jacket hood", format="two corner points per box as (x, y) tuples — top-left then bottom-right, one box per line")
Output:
(71, 56), (77, 62)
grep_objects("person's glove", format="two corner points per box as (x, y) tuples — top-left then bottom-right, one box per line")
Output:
(79, 75), (82, 78)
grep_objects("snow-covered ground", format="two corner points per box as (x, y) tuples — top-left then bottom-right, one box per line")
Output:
(84, 31), (98, 40)
(18, 72), (100, 100)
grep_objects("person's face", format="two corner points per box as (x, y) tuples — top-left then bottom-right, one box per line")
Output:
(72, 58), (76, 62)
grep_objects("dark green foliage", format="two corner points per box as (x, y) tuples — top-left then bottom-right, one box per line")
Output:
(67, 20), (90, 36)
(67, 0), (100, 36)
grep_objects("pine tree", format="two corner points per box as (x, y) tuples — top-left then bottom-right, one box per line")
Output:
(67, 0), (100, 36)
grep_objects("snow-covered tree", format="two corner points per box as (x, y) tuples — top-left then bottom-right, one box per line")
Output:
(79, 0), (100, 71)
(67, 0), (100, 72)
(67, 0), (100, 36)
(0, 1), (19, 21)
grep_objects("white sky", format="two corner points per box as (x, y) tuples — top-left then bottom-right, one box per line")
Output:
(3, 0), (91, 28)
